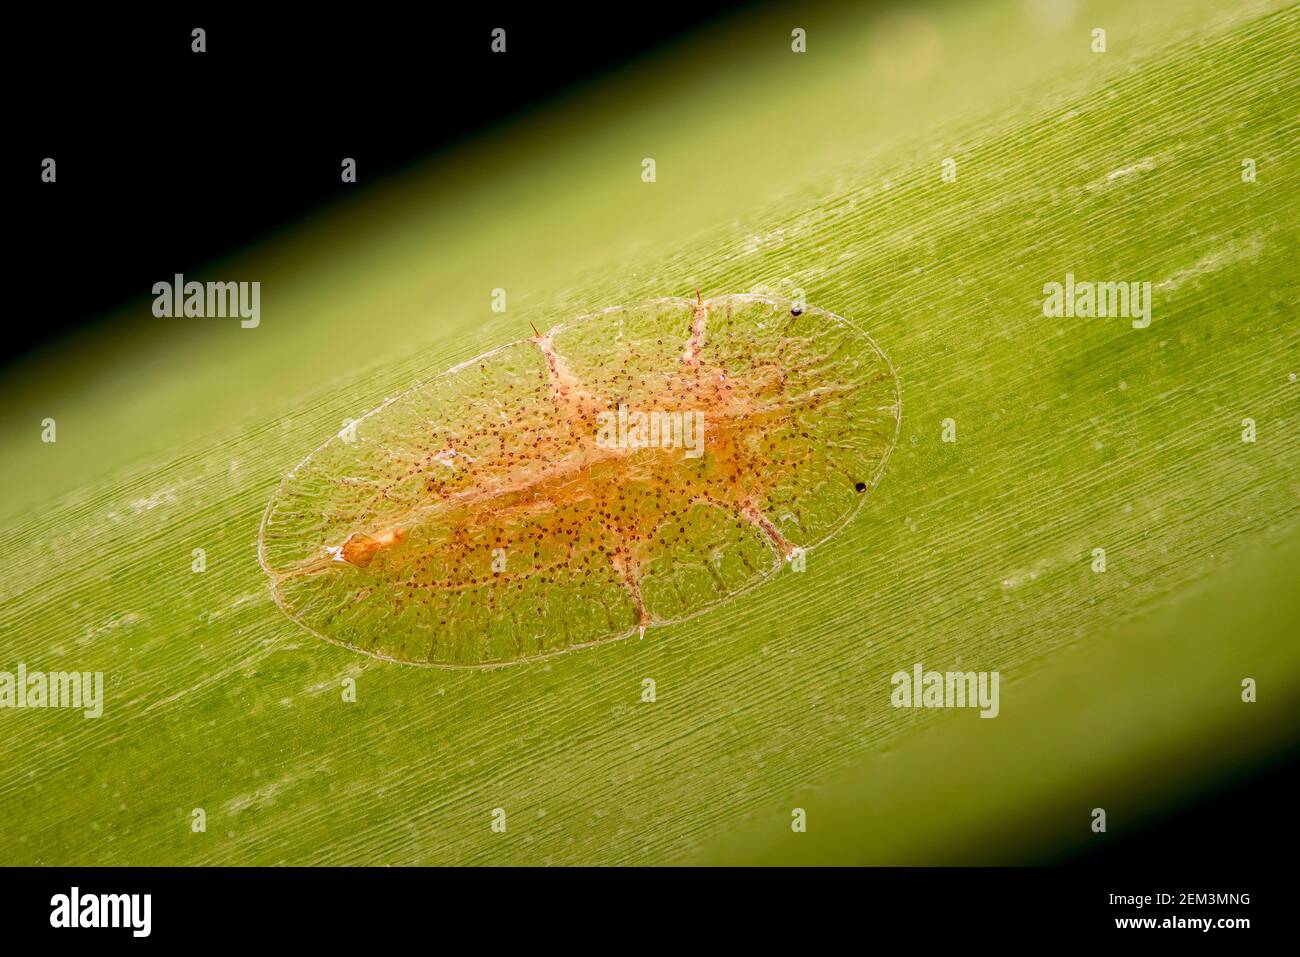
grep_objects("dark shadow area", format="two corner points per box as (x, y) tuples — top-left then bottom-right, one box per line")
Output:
(1059, 742), (1299, 868)
(11, 4), (761, 366)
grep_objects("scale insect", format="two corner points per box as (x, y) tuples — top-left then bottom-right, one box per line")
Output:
(258, 293), (901, 667)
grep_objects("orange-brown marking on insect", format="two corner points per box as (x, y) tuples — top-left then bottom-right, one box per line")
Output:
(533, 327), (603, 432)
(284, 324), (799, 596)
(340, 528), (404, 567)
(739, 501), (796, 559)
(262, 293), (900, 666)
(609, 548), (650, 639)
(274, 526), (408, 581)
(279, 360), (806, 592)
(682, 289), (708, 367)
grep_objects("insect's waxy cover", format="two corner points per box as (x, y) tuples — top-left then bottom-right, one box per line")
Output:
(258, 294), (900, 666)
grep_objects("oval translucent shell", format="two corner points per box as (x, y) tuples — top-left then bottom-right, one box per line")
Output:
(258, 295), (900, 667)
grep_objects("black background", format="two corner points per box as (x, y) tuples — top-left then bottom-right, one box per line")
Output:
(12, 6), (754, 367)
(0, 866), (1271, 942)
